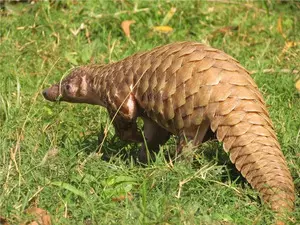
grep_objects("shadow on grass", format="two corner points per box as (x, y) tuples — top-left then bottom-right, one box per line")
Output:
(196, 141), (248, 184)
(194, 141), (260, 203)
(66, 130), (260, 205)
(74, 130), (249, 185)
(76, 131), (141, 162)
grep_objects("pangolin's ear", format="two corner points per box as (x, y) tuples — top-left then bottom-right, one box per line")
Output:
(80, 75), (88, 96)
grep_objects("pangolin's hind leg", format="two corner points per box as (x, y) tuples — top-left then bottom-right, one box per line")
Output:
(138, 117), (171, 163)
(202, 127), (217, 143)
(176, 119), (212, 161)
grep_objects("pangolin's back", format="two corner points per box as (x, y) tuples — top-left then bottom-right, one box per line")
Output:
(129, 42), (264, 134)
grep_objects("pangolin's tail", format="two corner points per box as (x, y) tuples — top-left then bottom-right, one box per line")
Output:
(205, 71), (295, 214)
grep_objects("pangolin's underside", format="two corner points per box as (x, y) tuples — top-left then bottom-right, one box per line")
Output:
(43, 42), (295, 218)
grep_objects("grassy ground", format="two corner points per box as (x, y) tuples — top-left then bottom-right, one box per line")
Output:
(0, 1), (299, 224)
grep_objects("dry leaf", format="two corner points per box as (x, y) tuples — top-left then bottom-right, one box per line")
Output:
(281, 41), (298, 55)
(121, 20), (135, 38)
(0, 216), (9, 225)
(212, 26), (238, 36)
(153, 26), (173, 33)
(277, 15), (284, 37)
(218, 26), (238, 34)
(295, 80), (300, 92)
(207, 7), (214, 13)
(22, 207), (52, 225)
(111, 192), (133, 202)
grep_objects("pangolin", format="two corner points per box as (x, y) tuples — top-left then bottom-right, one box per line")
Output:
(43, 41), (295, 219)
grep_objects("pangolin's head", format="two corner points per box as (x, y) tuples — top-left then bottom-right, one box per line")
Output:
(43, 67), (99, 104)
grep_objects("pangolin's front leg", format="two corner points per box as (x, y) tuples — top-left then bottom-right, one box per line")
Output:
(107, 109), (143, 143)
(101, 91), (144, 144)
(138, 117), (171, 163)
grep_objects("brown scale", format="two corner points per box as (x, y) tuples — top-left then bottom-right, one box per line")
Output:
(43, 42), (295, 222)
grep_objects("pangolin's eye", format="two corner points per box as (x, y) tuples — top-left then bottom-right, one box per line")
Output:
(65, 84), (71, 91)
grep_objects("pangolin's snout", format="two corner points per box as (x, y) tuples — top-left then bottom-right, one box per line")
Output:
(42, 85), (60, 102)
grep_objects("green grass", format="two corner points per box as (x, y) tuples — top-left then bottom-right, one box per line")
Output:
(0, 1), (299, 224)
